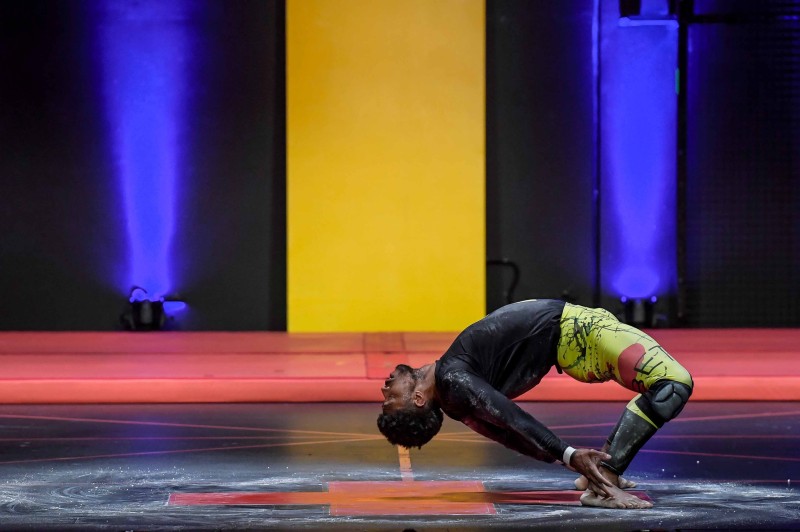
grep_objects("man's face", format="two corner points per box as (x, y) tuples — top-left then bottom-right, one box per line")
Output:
(381, 364), (416, 414)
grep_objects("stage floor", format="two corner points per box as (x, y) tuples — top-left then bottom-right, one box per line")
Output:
(0, 401), (797, 530)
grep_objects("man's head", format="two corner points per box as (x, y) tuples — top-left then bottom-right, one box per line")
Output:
(376, 364), (443, 449)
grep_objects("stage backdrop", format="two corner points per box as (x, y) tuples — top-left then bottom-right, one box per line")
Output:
(286, 0), (486, 332)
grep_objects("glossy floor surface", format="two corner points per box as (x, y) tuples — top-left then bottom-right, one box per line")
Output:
(0, 401), (798, 530)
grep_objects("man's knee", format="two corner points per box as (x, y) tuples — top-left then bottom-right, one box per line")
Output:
(634, 380), (692, 428)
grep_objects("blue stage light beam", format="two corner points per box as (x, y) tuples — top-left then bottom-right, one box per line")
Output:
(600, 0), (678, 299)
(98, 0), (191, 300)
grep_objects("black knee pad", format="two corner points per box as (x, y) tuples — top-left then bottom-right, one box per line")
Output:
(635, 380), (692, 428)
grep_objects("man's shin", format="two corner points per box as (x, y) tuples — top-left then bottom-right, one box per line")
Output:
(602, 379), (692, 476)
(600, 408), (657, 476)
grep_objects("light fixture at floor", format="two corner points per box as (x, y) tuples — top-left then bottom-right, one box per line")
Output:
(120, 286), (185, 331)
(621, 296), (656, 327)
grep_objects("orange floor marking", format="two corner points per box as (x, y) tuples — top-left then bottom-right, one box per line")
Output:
(168, 481), (494, 515)
(168, 483), (653, 515)
(167, 433), (653, 515)
(327, 480), (495, 515)
(397, 446), (414, 481)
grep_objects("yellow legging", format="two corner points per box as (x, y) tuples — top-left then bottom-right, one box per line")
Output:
(557, 303), (693, 428)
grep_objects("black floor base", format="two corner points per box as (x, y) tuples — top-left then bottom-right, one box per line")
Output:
(0, 401), (797, 530)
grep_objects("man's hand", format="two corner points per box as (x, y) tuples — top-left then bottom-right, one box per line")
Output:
(566, 448), (614, 496)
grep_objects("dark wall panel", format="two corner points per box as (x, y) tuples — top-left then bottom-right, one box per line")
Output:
(171, 0), (286, 330)
(685, 1), (799, 326)
(0, 1), (285, 330)
(0, 2), (124, 329)
(486, 0), (596, 311)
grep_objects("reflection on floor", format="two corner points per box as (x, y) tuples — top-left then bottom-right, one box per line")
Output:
(0, 402), (797, 530)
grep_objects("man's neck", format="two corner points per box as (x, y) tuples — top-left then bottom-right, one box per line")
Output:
(416, 362), (440, 406)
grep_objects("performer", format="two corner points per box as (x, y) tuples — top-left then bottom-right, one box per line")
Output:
(377, 299), (693, 509)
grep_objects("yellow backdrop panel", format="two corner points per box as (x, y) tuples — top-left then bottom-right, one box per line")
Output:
(287, 0), (485, 332)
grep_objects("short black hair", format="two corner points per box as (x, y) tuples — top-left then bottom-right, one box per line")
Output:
(377, 405), (443, 449)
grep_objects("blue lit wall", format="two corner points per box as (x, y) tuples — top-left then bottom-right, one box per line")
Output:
(97, 0), (193, 300)
(599, 0), (678, 301)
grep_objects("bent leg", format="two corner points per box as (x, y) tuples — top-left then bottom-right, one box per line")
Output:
(575, 379), (691, 496)
(595, 317), (693, 474)
(590, 320), (692, 506)
(558, 305), (692, 503)
(603, 379), (693, 475)
(580, 380), (690, 508)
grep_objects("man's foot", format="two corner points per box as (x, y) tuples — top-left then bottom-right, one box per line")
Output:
(574, 474), (636, 491)
(579, 485), (653, 509)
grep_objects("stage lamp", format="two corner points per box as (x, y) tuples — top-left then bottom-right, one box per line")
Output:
(619, 0), (678, 26)
(120, 286), (185, 331)
(621, 295), (657, 327)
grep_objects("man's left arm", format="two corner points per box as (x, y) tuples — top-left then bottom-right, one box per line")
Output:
(442, 371), (612, 490)
(441, 370), (569, 460)
(461, 415), (554, 462)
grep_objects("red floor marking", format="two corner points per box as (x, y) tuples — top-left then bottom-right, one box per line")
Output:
(0, 436), (380, 466)
(168, 481), (638, 515)
(168, 481), (493, 515)
(0, 414), (379, 438)
(0, 435), (346, 442)
(438, 410), (800, 437)
(488, 489), (652, 505)
(671, 410), (800, 423)
(641, 449), (800, 462)
(439, 433), (800, 443)
(543, 410), (800, 430)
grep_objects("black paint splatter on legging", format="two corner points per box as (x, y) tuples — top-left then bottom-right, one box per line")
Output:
(557, 312), (667, 385)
